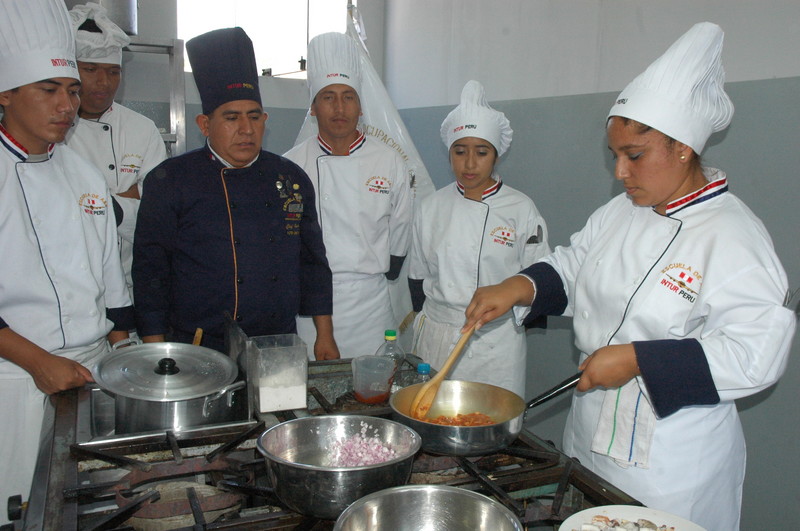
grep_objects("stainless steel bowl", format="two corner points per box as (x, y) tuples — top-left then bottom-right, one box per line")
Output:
(256, 415), (421, 520)
(334, 485), (524, 531)
(390, 380), (526, 456)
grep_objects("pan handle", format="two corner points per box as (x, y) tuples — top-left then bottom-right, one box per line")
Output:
(525, 372), (582, 411)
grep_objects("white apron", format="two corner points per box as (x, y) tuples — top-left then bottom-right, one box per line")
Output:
(297, 273), (395, 359)
(0, 340), (108, 526)
(413, 300), (526, 397)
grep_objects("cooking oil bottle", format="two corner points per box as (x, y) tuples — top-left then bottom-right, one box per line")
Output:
(375, 329), (404, 392)
(374, 329), (405, 368)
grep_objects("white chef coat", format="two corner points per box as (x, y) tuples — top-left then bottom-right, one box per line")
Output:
(285, 133), (413, 358)
(65, 103), (166, 294)
(0, 128), (131, 523)
(537, 170), (794, 531)
(408, 179), (550, 396)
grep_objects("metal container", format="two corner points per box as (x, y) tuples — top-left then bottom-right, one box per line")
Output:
(64, 0), (137, 35)
(389, 380), (526, 456)
(334, 485), (524, 531)
(94, 343), (245, 434)
(256, 415), (421, 520)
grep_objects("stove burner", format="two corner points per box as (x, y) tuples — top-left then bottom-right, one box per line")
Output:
(18, 369), (641, 530)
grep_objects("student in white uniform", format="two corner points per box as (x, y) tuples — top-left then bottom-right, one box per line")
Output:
(65, 3), (167, 297)
(407, 80), (550, 397)
(0, 0), (133, 523)
(463, 23), (795, 531)
(285, 33), (413, 360)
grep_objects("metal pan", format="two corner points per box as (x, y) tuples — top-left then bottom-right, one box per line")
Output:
(389, 373), (580, 456)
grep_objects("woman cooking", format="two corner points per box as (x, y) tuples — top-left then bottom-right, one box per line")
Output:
(407, 80), (550, 397)
(462, 23), (795, 530)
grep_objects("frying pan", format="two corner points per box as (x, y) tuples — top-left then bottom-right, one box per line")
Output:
(389, 372), (581, 456)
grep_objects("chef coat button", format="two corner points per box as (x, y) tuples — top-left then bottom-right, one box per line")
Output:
(235, 314), (243, 322)
(64, 316), (71, 324)
(270, 312), (278, 319)
(265, 202), (271, 207)
(271, 275), (278, 281)
(581, 311), (589, 319)
(229, 202), (236, 208)
(89, 309), (97, 316)
(234, 238), (241, 245)
(237, 276), (244, 284)
(323, 194), (329, 200)
(269, 236), (275, 243)
(102, 125), (109, 131)
(108, 164), (115, 170)
(81, 263), (88, 270)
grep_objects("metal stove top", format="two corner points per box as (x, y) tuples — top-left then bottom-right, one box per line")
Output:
(14, 359), (640, 530)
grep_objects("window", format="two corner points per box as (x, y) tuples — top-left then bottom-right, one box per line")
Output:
(177, 0), (350, 77)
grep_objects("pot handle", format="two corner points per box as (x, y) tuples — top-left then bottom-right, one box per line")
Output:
(202, 380), (246, 417)
(525, 372), (582, 412)
(110, 337), (142, 350)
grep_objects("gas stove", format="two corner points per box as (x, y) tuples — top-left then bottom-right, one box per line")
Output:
(14, 360), (640, 530)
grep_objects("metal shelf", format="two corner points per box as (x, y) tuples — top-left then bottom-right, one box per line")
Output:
(125, 36), (186, 156)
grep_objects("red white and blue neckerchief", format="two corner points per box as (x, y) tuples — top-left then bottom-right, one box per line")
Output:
(665, 175), (728, 217)
(456, 175), (503, 201)
(0, 123), (55, 162)
(317, 131), (366, 155)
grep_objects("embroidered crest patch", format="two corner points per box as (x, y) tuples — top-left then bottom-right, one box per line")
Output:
(365, 176), (391, 194)
(79, 193), (107, 216)
(658, 263), (702, 303)
(490, 226), (515, 248)
(119, 153), (144, 175)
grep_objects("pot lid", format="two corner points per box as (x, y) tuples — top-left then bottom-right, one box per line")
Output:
(94, 343), (238, 401)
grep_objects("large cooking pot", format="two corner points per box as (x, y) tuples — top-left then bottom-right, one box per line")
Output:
(94, 343), (245, 434)
(334, 485), (524, 531)
(390, 374), (580, 456)
(256, 415), (421, 520)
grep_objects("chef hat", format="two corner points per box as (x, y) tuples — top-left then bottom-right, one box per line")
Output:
(70, 2), (131, 65)
(607, 22), (734, 154)
(440, 80), (513, 156)
(0, 0), (78, 93)
(186, 27), (262, 116)
(307, 32), (362, 104)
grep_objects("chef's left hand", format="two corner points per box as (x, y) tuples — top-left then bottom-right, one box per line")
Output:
(314, 334), (340, 360)
(311, 315), (340, 360)
(577, 344), (640, 392)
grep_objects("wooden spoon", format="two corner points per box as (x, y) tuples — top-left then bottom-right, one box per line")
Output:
(409, 325), (475, 419)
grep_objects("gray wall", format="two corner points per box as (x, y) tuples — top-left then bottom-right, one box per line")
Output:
(399, 76), (800, 529)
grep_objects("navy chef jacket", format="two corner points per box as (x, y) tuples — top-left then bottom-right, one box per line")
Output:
(133, 145), (332, 350)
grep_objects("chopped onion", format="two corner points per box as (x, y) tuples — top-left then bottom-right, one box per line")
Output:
(326, 421), (397, 467)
